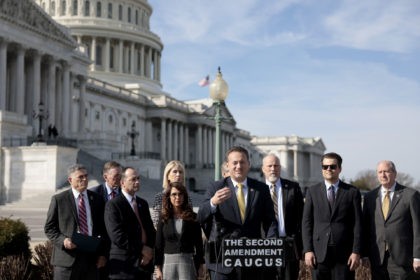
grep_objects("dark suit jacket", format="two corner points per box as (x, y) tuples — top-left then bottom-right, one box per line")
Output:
(155, 217), (205, 270)
(302, 181), (362, 263)
(104, 194), (156, 278)
(197, 177), (278, 274)
(90, 184), (120, 203)
(362, 183), (420, 267)
(279, 178), (304, 259)
(44, 189), (107, 267)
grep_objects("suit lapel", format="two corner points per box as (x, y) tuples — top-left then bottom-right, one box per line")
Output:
(387, 184), (403, 220)
(67, 189), (78, 223)
(87, 191), (96, 233)
(374, 189), (384, 221)
(281, 179), (289, 221)
(332, 182), (346, 215)
(246, 181), (256, 221)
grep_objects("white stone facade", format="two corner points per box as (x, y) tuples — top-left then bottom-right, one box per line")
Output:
(0, 0), (325, 204)
(251, 136), (326, 187)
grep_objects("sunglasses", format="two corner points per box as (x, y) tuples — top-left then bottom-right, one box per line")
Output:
(322, 164), (338, 170)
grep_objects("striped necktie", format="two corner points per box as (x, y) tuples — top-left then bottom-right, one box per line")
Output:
(78, 194), (89, 235)
(237, 183), (246, 223)
(270, 184), (278, 220)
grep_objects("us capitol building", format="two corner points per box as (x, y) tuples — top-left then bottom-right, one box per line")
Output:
(0, 0), (325, 204)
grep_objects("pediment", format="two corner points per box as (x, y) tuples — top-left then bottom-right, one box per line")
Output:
(204, 102), (236, 125)
(0, 0), (76, 48)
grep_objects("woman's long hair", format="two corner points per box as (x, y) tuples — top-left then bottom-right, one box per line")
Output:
(161, 182), (195, 223)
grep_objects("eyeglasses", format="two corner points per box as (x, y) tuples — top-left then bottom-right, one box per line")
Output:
(170, 192), (183, 198)
(322, 164), (338, 170)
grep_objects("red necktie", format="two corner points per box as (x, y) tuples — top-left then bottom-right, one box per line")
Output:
(78, 194), (89, 235)
(131, 197), (147, 244)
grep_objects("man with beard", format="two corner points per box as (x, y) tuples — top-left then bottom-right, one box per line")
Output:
(262, 154), (304, 280)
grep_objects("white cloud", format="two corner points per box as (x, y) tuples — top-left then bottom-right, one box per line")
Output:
(149, 0), (420, 183)
(323, 0), (420, 52)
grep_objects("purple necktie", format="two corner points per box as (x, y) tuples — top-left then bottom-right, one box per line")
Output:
(327, 186), (335, 208)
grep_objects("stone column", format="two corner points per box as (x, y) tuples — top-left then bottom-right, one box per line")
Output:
(196, 125), (202, 167)
(62, 63), (70, 136)
(79, 76), (86, 132)
(153, 50), (158, 80)
(184, 126), (189, 165)
(130, 42), (135, 75)
(0, 40), (7, 110)
(57, 0), (61, 16)
(27, 51), (41, 127)
(139, 44), (144, 76)
(203, 127), (208, 165)
(91, 37), (96, 71)
(15, 46), (25, 114)
(71, 76), (81, 133)
(179, 123), (184, 162)
(146, 47), (151, 78)
(160, 119), (167, 161)
(78, 0), (83, 16)
(157, 52), (161, 81)
(173, 121), (179, 160)
(293, 150), (298, 179)
(167, 120), (173, 160)
(48, 58), (56, 126)
(66, 0), (72, 15)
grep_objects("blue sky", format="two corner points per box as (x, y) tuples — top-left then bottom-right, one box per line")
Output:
(149, 0), (420, 184)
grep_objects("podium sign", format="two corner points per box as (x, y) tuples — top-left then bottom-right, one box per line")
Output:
(222, 238), (285, 268)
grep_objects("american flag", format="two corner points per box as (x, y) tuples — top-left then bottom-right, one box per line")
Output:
(198, 75), (210, 87)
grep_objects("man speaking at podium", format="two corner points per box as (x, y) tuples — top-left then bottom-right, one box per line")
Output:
(198, 146), (278, 280)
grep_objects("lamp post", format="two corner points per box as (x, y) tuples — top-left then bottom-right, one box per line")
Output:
(209, 67), (229, 180)
(127, 121), (139, 156)
(33, 101), (48, 142)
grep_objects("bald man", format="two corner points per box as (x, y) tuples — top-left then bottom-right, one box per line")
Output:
(262, 154), (304, 280)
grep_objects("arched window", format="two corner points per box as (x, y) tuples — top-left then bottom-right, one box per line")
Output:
(135, 10), (138, 25)
(107, 3), (112, 19)
(118, 5), (123, 20)
(72, 0), (77, 16)
(84, 1), (90, 16)
(96, 2), (101, 17)
(61, 0), (66, 15)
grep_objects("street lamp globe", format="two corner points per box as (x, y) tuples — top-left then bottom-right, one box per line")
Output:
(209, 67), (229, 102)
(209, 67), (229, 180)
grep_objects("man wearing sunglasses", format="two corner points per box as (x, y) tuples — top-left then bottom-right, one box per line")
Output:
(302, 152), (362, 280)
